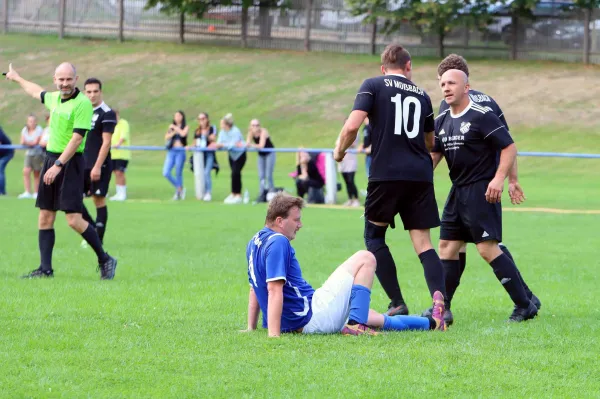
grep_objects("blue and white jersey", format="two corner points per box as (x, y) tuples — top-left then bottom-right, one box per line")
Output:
(246, 227), (314, 332)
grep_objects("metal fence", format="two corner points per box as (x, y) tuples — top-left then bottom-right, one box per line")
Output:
(2, 0), (600, 64)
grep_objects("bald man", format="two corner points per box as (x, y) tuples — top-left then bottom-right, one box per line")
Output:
(5, 63), (117, 280)
(431, 69), (538, 323)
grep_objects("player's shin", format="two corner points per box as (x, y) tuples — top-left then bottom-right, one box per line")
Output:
(442, 259), (461, 308)
(418, 249), (447, 300)
(364, 221), (405, 305)
(348, 285), (372, 325)
(500, 244), (533, 299)
(96, 206), (108, 243)
(81, 223), (109, 264)
(39, 229), (55, 272)
(490, 253), (530, 308)
(382, 315), (431, 331)
(81, 204), (95, 227)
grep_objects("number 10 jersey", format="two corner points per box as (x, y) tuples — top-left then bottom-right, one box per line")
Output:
(352, 74), (435, 183)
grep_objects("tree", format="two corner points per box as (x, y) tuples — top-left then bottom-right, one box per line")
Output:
(346, 0), (387, 55)
(144, 0), (219, 43)
(500, 0), (540, 60)
(146, 0), (289, 45)
(572, 0), (600, 64)
(351, 0), (493, 58)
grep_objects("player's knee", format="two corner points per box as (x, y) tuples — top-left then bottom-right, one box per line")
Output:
(23, 167), (31, 175)
(439, 240), (457, 259)
(93, 196), (106, 208)
(38, 211), (55, 228)
(460, 243), (467, 253)
(356, 250), (376, 270)
(364, 221), (388, 254)
(66, 216), (79, 230)
(476, 241), (500, 263)
(409, 229), (434, 254)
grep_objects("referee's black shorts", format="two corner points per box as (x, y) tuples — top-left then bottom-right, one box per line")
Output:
(36, 152), (85, 214)
(84, 162), (113, 198)
(364, 180), (440, 230)
(440, 180), (502, 244)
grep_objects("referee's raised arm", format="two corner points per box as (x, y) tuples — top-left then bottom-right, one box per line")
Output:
(4, 63), (45, 100)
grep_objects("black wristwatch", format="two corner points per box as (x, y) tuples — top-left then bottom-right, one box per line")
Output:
(54, 159), (63, 168)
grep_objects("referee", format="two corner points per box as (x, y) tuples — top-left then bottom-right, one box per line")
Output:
(5, 63), (117, 280)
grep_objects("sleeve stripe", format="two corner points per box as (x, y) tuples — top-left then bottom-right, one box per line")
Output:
(356, 92), (373, 96)
(484, 126), (504, 139)
(266, 276), (286, 282)
(427, 112), (434, 117)
(102, 120), (117, 123)
(498, 113), (504, 117)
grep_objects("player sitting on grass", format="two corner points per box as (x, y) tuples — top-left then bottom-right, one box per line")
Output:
(243, 193), (447, 337)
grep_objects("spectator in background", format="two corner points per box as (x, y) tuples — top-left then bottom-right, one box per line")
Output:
(357, 117), (372, 179)
(39, 114), (50, 150)
(214, 113), (246, 204)
(18, 114), (44, 199)
(110, 110), (130, 201)
(163, 110), (188, 200)
(193, 112), (218, 202)
(246, 118), (275, 203)
(336, 127), (360, 207)
(0, 125), (14, 196)
(294, 149), (325, 203)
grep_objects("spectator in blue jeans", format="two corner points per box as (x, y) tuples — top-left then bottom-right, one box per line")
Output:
(246, 118), (275, 203)
(163, 110), (189, 200)
(193, 112), (218, 202)
(214, 113), (246, 204)
(0, 126), (15, 196)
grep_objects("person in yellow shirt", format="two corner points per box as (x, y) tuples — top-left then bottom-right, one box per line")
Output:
(110, 110), (130, 201)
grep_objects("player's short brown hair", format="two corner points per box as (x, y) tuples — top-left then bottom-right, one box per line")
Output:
(437, 54), (469, 77)
(265, 193), (305, 224)
(381, 44), (411, 71)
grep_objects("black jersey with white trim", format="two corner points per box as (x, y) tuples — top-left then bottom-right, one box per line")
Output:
(352, 74), (435, 182)
(84, 102), (117, 168)
(434, 101), (514, 186)
(439, 89), (509, 130)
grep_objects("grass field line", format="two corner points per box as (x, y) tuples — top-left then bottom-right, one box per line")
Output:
(123, 198), (600, 214)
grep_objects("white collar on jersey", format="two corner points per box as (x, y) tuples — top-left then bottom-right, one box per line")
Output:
(93, 101), (106, 111)
(450, 99), (473, 119)
(386, 73), (407, 79)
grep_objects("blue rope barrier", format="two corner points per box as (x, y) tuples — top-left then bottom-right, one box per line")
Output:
(1, 145), (600, 158)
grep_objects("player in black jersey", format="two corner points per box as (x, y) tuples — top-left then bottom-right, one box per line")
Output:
(82, 78), (117, 249)
(431, 68), (538, 322)
(334, 44), (447, 317)
(422, 55), (540, 323)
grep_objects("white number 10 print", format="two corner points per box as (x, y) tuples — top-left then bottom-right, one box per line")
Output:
(391, 94), (421, 138)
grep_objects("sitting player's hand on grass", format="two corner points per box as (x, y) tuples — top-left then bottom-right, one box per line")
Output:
(508, 181), (526, 205)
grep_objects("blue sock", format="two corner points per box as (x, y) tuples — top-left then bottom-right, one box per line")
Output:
(383, 315), (431, 331)
(348, 285), (371, 325)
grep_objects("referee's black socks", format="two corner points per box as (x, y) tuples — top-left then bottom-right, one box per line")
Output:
(39, 229), (55, 272)
(418, 249), (447, 300)
(490, 253), (530, 308)
(95, 206), (108, 243)
(81, 223), (109, 263)
(81, 205), (95, 227)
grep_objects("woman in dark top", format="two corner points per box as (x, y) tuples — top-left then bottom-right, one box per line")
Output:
(246, 119), (275, 202)
(0, 125), (14, 195)
(163, 110), (189, 200)
(193, 112), (218, 201)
